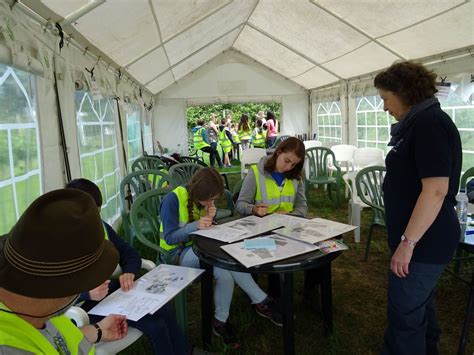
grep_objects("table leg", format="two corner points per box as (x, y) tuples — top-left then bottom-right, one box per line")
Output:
(320, 263), (333, 333)
(199, 260), (213, 348)
(458, 272), (474, 355)
(280, 272), (295, 355)
(222, 174), (230, 190)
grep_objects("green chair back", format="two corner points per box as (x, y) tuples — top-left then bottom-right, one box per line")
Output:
(355, 165), (386, 260)
(179, 156), (208, 167)
(270, 135), (290, 149)
(131, 156), (166, 172)
(120, 169), (173, 244)
(460, 167), (474, 191)
(169, 163), (204, 187)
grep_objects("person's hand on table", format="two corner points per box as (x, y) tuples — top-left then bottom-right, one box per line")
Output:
(275, 209), (288, 214)
(89, 280), (110, 301)
(197, 216), (213, 229)
(119, 273), (135, 292)
(390, 242), (414, 278)
(97, 314), (128, 341)
(252, 204), (268, 217)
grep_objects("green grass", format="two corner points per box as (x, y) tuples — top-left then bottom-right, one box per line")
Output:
(124, 174), (474, 354)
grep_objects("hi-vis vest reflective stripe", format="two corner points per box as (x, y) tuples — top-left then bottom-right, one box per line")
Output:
(219, 129), (232, 153)
(238, 128), (251, 141)
(0, 304), (94, 355)
(252, 165), (298, 213)
(159, 186), (205, 251)
(103, 223), (109, 240)
(193, 127), (209, 150)
(252, 129), (266, 148)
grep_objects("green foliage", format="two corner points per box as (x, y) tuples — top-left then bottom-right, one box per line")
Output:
(186, 102), (281, 128)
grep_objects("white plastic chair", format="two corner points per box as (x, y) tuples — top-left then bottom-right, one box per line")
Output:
(303, 140), (322, 150)
(330, 144), (357, 173)
(343, 148), (385, 242)
(240, 148), (267, 178)
(66, 259), (156, 355)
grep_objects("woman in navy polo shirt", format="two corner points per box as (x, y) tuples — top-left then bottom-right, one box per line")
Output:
(374, 62), (462, 354)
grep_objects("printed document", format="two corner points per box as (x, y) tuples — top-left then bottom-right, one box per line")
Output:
(88, 264), (203, 321)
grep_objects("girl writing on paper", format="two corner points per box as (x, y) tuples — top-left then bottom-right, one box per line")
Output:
(160, 168), (282, 348)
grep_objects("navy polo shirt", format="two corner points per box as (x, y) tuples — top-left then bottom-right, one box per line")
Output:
(383, 103), (462, 264)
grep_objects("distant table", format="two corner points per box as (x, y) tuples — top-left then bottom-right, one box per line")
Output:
(192, 235), (342, 355)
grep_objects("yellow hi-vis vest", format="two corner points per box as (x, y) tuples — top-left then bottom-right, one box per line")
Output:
(252, 128), (266, 148)
(193, 127), (209, 150)
(103, 222), (110, 240)
(0, 303), (94, 354)
(219, 128), (232, 153)
(251, 165), (298, 213)
(160, 186), (205, 251)
(238, 128), (251, 141)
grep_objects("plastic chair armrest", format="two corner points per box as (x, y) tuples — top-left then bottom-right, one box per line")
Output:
(65, 306), (90, 327)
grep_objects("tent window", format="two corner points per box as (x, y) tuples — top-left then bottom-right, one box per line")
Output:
(75, 92), (121, 223)
(316, 101), (342, 143)
(356, 95), (394, 153)
(439, 89), (474, 173)
(0, 64), (42, 234)
(126, 105), (143, 169)
(143, 109), (153, 155)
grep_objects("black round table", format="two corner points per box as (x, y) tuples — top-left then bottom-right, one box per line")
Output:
(192, 235), (342, 355)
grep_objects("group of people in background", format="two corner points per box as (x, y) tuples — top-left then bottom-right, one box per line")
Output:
(192, 110), (279, 168)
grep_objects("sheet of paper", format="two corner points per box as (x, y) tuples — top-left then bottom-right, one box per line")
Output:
(88, 264), (203, 321)
(316, 239), (349, 254)
(191, 224), (247, 243)
(221, 234), (319, 268)
(274, 217), (357, 244)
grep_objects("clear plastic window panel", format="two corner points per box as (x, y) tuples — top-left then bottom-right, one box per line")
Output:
(0, 64), (42, 234)
(316, 101), (342, 143)
(75, 92), (121, 223)
(438, 87), (474, 173)
(356, 95), (395, 153)
(143, 110), (153, 155)
(126, 105), (143, 169)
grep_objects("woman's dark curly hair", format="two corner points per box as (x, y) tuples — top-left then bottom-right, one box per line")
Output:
(265, 137), (305, 180)
(374, 61), (437, 106)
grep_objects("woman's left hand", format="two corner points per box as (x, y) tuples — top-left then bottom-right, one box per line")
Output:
(206, 204), (217, 219)
(119, 273), (135, 292)
(390, 243), (414, 278)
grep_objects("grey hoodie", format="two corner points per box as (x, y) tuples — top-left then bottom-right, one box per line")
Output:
(236, 156), (308, 217)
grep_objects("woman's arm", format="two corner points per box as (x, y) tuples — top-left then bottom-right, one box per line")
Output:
(290, 179), (308, 217)
(390, 176), (449, 277)
(236, 169), (258, 216)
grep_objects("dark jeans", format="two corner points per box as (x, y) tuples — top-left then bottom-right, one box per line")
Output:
(201, 143), (222, 167)
(83, 300), (191, 355)
(382, 262), (446, 355)
(266, 136), (277, 148)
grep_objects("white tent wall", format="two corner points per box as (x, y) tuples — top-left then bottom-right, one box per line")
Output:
(154, 50), (309, 153)
(154, 98), (187, 155)
(0, 2), (153, 194)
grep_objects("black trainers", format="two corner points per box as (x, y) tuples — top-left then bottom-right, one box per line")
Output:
(255, 297), (283, 326)
(212, 318), (240, 349)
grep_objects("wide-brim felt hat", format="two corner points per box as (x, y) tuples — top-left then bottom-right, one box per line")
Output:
(0, 189), (119, 298)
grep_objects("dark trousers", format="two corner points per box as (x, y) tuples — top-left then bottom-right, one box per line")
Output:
(266, 136), (277, 148)
(201, 143), (222, 167)
(83, 300), (191, 355)
(381, 262), (445, 355)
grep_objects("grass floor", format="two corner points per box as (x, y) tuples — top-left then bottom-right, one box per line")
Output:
(124, 168), (474, 354)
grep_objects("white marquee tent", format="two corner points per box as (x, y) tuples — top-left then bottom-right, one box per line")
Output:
(0, 0), (473, 219)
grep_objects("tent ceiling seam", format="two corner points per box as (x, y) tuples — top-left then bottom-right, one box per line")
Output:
(244, 22), (342, 80)
(318, 40), (373, 65)
(376, 0), (471, 39)
(310, 0), (406, 60)
(148, 0), (175, 82)
(144, 23), (245, 87)
(123, 0), (234, 68)
(231, 0), (260, 48)
(58, 0), (105, 26)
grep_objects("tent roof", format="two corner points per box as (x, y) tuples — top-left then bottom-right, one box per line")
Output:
(25, 0), (474, 94)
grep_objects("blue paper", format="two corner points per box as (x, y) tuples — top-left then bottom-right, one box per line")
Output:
(243, 237), (277, 251)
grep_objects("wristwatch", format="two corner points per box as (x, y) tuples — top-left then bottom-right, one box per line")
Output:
(401, 234), (417, 248)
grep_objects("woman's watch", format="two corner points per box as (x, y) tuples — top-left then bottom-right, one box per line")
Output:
(401, 234), (417, 248)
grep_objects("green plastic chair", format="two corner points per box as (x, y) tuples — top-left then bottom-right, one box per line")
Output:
(269, 135), (291, 149)
(179, 156), (208, 167)
(120, 169), (173, 245)
(355, 166), (386, 261)
(131, 156), (167, 172)
(460, 167), (474, 191)
(305, 147), (342, 207)
(130, 188), (188, 335)
(169, 163), (204, 188)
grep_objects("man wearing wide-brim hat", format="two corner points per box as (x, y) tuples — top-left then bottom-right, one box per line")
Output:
(0, 189), (127, 354)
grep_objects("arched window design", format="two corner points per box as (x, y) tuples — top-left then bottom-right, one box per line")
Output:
(75, 92), (121, 223)
(126, 104), (143, 169)
(316, 101), (342, 143)
(0, 64), (42, 234)
(356, 95), (394, 152)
